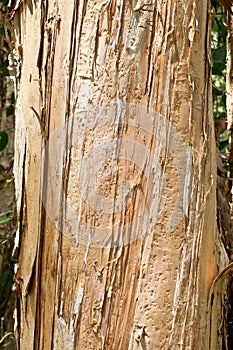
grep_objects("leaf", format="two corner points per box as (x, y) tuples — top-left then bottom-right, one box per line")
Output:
(10, 91), (15, 104)
(6, 179), (13, 184)
(211, 0), (218, 7)
(223, 162), (228, 173)
(220, 129), (231, 142)
(213, 45), (226, 63)
(0, 217), (12, 224)
(212, 61), (225, 75)
(0, 210), (13, 217)
(219, 140), (229, 151)
(10, 257), (17, 263)
(213, 86), (224, 96)
(0, 210), (12, 224)
(0, 131), (8, 151)
(7, 105), (14, 116)
(1, 270), (13, 289)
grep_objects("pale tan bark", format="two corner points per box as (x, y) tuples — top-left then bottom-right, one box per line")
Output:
(12, 0), (227, 349)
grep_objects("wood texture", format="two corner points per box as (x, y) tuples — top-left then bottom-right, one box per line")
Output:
(12, 0), (227, 349)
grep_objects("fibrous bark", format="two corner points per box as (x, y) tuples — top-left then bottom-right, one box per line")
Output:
(12, 0), (226, 349)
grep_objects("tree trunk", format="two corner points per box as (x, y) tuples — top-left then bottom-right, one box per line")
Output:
(12, 0), (226, 348)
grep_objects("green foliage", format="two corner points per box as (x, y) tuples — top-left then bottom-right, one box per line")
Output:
(0, 131), (8, 151)
(211, 5), (229, 172)
(0, 211), (12, 225)
(212, 46), (226, 74)
(1, 268), (13, 289)
(0, 58), (9, 76)
(0, 230), (15, 294)
(0, 179), (13, 191)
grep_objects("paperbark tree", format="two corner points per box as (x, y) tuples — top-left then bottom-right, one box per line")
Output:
(11, 0), (232, 348)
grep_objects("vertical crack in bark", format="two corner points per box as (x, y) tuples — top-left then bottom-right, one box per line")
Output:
(145, 4), (156, 98)
(43, 3), (60, 138)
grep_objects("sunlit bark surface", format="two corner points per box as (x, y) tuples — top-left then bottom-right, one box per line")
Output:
(12, 0), (224, 349)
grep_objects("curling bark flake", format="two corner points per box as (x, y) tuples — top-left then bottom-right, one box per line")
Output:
(12, 0), (226, 349)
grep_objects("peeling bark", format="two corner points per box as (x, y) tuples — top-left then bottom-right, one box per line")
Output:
(12, 0), (228, 349)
